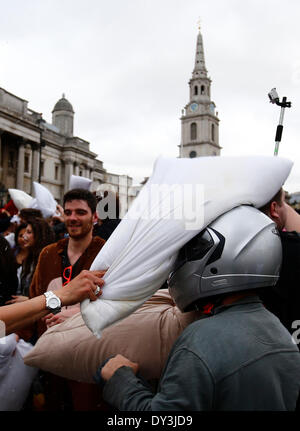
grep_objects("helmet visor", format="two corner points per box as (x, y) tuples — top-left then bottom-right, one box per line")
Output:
(172, 229), (214, 274)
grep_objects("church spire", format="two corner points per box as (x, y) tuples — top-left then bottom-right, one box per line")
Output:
(179, 25), (221, 159)
(192, 24), (208, 79)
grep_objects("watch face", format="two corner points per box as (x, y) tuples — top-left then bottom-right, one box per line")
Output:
(190, 103), (198, 112)
(48, 297), (60, 308)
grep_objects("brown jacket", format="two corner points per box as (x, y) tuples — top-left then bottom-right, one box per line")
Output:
(19, 236), (105, 340)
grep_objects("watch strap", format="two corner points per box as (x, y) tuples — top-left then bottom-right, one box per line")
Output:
(44, 291), (62, 314)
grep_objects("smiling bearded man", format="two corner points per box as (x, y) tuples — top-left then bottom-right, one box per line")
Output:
(20, 189), (106, 411)
(28, 189), (105, 327)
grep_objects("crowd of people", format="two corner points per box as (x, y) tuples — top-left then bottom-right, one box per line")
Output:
(0, 189), (120, 410)
(1, 184), (300, 411)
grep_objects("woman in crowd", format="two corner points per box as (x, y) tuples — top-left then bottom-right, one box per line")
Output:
(13, 223), (29, 290)
(6, 218), (55, 304)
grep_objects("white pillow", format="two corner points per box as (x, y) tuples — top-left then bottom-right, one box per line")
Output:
(30, 182), (57, 218)
(81, 155), (293, 338)
(0, 335), (38, 411)
(8, 189), (33, 210)
(69, 175), (92, 191)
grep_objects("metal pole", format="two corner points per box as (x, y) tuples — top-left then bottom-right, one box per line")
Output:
(39, 129), (43, 182)
(37, 117), (45, 182)
(268, 90), (291, 156)
(274, 97), (287, 156)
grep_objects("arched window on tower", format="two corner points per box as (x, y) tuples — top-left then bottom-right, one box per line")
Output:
(211, 124), (215, 142)
(190, 123), (197, 140)
(201, 85), (205, 95)
(194, 86), (198, 96)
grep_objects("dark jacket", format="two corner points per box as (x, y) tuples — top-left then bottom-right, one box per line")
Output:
(263, 230), (300, 334)
(0, 235), (18, 305)
(0, 215), (11, 234)
(17, 236), (105, 340)
(100, 296), (300, 411)
(93, 219), (121, 241)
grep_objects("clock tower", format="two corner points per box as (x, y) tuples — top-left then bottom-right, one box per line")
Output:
(180, 26), (221, 158)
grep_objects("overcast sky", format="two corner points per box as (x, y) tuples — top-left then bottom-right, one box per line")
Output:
(1, 0), (300, 192)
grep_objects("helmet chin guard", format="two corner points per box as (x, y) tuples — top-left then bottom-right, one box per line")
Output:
(168, 205), (282, 312)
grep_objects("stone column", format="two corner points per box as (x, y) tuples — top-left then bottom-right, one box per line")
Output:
(16, 142), (25, 190)
(82, 165), (88, 178)
(64, 159), (73, 193)
(73, 162), (79, 176)
(86, 166), (92, 179)
(31, 144), (40, 183)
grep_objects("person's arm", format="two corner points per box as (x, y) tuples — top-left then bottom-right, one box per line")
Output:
(284, 203), (300, 232)
(98, 349), (214, 411)
(5, 295), (29, 305)
(0, 270), (105, 335)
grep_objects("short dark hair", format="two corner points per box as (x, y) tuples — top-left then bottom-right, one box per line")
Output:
(259, 188), (284, 214)
(63, 188), (97, 214)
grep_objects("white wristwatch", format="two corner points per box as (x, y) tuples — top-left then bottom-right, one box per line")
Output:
(44, 291), (62, 314)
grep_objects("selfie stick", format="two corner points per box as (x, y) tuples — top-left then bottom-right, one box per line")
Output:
(268, 88), (291, 156)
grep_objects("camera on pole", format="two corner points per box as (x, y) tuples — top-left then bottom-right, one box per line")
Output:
(268, 88), (291, 156)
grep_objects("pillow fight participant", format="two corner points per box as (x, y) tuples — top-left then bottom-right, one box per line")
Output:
(14, 223), (28, 266)
(1, 208), (45, 250)
(6, 218), (55, 305)
(21, 188), (106, 410)
(259, 188), (300, 337)
(12, 223), (28, 290)
(0, 269), (104, 335)
(95, 206), (300, 411)
(259, 187), (288, 231)
(48, 204), (68, 241)
(19, 208), (43, 224)
(49, 191), (121, 242)
(28, 189), (105, 330)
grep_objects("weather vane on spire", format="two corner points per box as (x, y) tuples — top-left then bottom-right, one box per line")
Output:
(197, 17), (201, 31)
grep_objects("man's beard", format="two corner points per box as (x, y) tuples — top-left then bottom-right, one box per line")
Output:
(67, 221), (93, 240)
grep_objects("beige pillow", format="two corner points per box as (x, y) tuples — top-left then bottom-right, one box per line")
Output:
(24, 290), (200, 383)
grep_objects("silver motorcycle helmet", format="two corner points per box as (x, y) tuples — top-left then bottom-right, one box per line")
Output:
(168, 205), (282, 312)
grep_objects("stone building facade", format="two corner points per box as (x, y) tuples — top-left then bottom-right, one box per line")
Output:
(0, 88), (136, 213)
